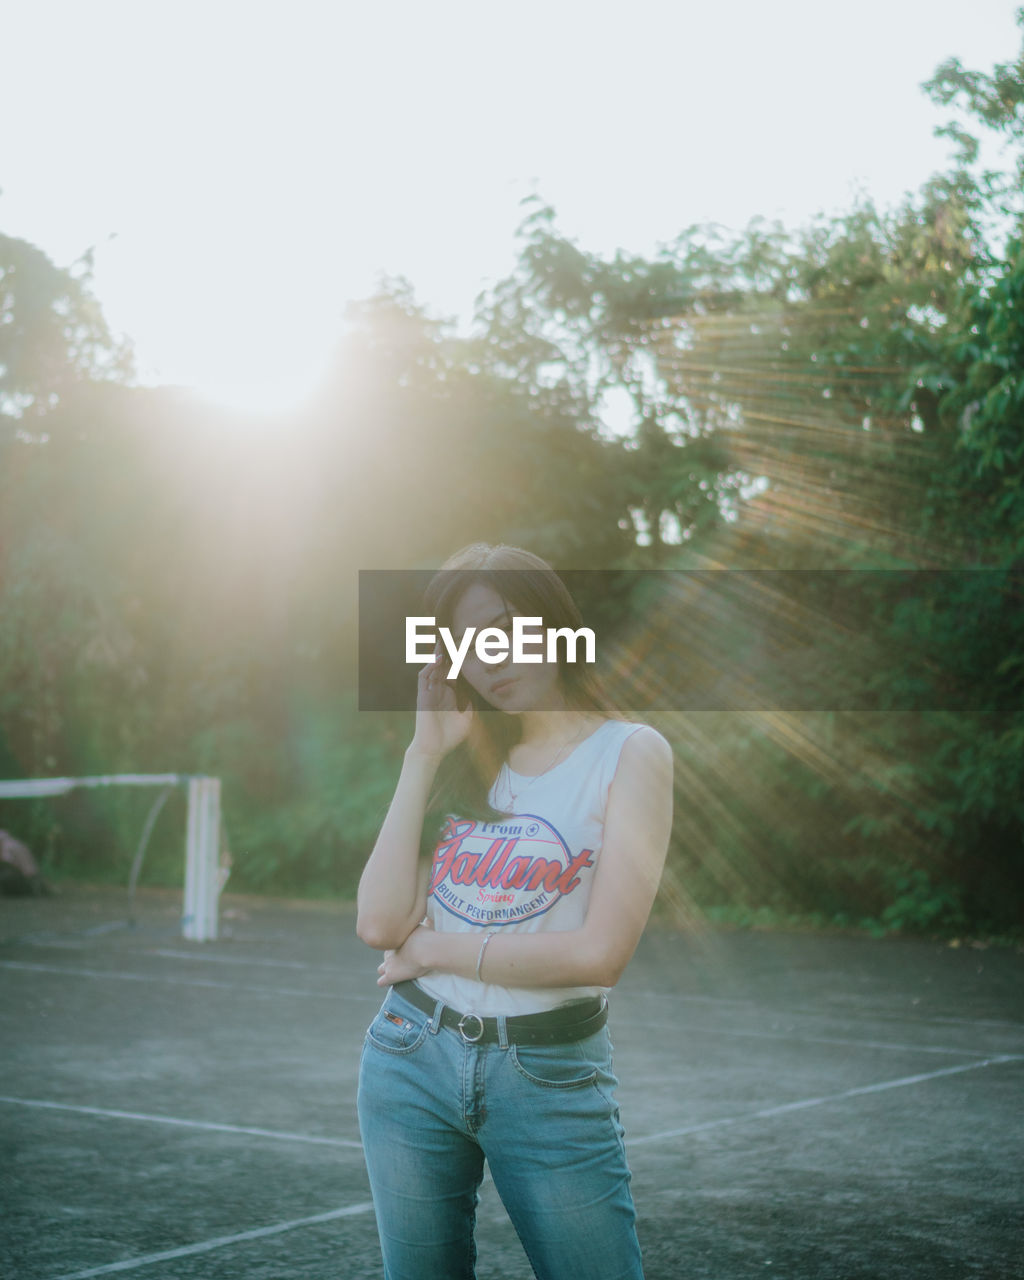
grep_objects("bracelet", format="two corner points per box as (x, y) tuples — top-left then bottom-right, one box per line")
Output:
(475, 929), (498, 983)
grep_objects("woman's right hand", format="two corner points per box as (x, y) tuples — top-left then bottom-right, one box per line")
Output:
(408, 651), (475, 760)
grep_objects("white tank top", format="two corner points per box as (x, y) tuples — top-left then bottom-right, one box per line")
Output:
(417, 717), (648, 1017)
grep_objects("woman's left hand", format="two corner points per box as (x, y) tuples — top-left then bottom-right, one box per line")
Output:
(377, 920), (434, 986)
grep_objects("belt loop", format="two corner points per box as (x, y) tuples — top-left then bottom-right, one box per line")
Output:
(429, 997), (444, 1035)
(497, 1013), (509, 1051)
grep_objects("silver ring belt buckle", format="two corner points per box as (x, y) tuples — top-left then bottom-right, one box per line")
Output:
(457, 1011), (485, 1043)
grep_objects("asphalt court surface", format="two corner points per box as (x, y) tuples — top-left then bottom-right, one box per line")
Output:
(1, 883), (1022, 1279)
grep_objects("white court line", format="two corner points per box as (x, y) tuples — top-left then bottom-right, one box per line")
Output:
(0, 1095), (364, 1148)
(13, 943), (323, 969)
(622, 988), (1024, 1032)
(17, 1058), (1023, 1276)
(0, 959), (379, 1002)
(627, 1054), (1023, 1146)
(142, 948), (375, 981)
(10, 938), (1021, 1029)
(11, 938), (89, 949)
(13, 942), (366, 979)
(7, 958), (1020, 1058)
(900, 1012), (1024, 1031)
(134, 953), (1024, 1038)
(6, 1051), (1022, 1157)
(4, 959), (1013, 1060)
(50, 1200), (376, 1279)
(612, 1018), (1005, 1058)
(9, 955), (1021, 1032)
(145, 947), (336, 971)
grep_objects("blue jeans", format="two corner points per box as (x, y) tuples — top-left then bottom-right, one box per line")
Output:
(356, 982), (645, 1280)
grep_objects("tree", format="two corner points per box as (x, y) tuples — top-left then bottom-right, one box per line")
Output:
(469, 199), (735, 561)
(0, 235), (132, 425)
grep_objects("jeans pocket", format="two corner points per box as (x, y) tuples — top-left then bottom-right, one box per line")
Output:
(509, 1039), (600, 1090)
(364, 994), (431, 1056)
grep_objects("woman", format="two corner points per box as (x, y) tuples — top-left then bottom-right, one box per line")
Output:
(355, 542), (675, 1280)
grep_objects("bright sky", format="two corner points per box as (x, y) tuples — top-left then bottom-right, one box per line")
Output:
(3, 0), (1021, 413)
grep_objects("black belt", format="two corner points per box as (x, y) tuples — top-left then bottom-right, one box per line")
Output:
(392, 979), (608, 1046)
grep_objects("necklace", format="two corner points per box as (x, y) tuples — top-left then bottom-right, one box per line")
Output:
(500, 719), (596, 808)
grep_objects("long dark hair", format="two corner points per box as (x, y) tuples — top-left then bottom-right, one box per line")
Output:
(417, 542), (634, 857)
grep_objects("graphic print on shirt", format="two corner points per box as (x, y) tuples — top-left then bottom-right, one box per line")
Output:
(428, 814), (595, 926)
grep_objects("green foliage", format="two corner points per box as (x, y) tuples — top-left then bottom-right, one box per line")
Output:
(650, 16), (1024, 937)
(0, 235), (132, 422)
(878, 869), (967, 934)
(217, 697), (404, 895)
(2, 19), (1024, 938)
(937, 236), (1024, 550)
(922, 8), (1024, 226)
(470, 198), (737, 559)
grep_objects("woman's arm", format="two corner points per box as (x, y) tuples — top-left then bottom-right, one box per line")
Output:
(357, 652), (475, 951)
(376, 726), (675, 990)
(355, 747), (438, 951)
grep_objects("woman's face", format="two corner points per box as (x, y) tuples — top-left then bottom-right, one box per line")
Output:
(447, 581), (565, 713)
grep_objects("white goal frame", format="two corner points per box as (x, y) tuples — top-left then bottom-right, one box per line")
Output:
(0, 773), (227, 941)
